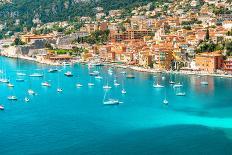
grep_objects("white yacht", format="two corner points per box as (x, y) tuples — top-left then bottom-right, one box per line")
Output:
(114, 80), (120, 86)
(0, 105), (4, 110)
(153, 83), (164, 88)
(24, 97), (30, 102)
(173, 83), (183, 88)
(28, 89), (36, 95)
(88, 83), (95, 87)
(17, 72), (26, 76)
(64, 71), (73, 77)
(103, 85), (112, 89)
(41, 82), (51, 87)
(95, 76), (103, 79)
(121, 89), (127, 94)
(176, 92), (186, 96)
(103, 99), (120, 105)
(163, 99), (168, 105)
(57, 88), (63, 92)
(7, 83), (14, 87)
(76, 83), (83, 87)
(8, 96), (17, 101)
(200, 81), (208, 85)
(29, 73), (43, 77)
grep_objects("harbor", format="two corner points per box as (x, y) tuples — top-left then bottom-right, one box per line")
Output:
(1, 56), (232, 154)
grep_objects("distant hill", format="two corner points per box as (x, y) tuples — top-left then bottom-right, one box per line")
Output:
(0, 0), (153, 34)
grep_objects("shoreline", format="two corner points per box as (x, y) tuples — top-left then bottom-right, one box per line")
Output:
(1, 54), (232, 79)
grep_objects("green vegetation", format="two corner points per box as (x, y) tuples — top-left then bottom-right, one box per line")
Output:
(75, 30), (110, 45)
(12, 37), (26, 46)
(51, 47), (87, 56)
(0, 0), (154, 37)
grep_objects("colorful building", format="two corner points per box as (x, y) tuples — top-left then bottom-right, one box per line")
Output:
(195, 52), (223, 73)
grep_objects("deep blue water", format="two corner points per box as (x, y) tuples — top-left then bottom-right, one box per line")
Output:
(1, 57), (232, 155)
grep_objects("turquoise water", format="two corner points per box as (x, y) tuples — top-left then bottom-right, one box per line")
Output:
(1, 57), (232, 155)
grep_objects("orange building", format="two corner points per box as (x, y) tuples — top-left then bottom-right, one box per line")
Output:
(224, 57), (232, 73)
(21, 34), (54, 43)
(110, 29), (153, 42)
(195, 52), (223, 73)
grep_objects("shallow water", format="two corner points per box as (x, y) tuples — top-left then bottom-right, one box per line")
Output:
(0, 57), (232, 155)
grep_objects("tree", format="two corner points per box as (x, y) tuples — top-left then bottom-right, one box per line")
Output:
(205, 29), (210, 41)
(13, 37), (25, 46)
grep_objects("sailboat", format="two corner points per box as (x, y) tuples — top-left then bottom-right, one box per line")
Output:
(175, 87), (186, 96)
(114, 78), (120, 87)
(121, 78), (126, 94)
(163, 87), (169, 105)
(16, 59), (27, 76)
(153, 78), (164, 88)
(200, 76), (208, 85)
(173, 82), (183, 88)
(103, 79), (112, 89)
(169, 74), (175, 84)
(88, 76), (95, 87)
(95, 75), (103, 80)
(103, 90), (120, 105)
(57, 72), (63, 92)
(28, 89), (36, 95)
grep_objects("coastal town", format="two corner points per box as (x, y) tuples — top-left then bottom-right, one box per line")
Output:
(0, 0), (232, 76)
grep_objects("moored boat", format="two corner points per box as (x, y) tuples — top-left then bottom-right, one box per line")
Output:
(64, 71), (73, 77)
(8, 96), (17, 101)
(0, 105), (4, 110)
(41, 82), (51, 87)
(103, 99), (120, 105)
(29, 73), (43, 77)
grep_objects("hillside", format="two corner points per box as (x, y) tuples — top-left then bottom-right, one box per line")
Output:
(0, 0), (153, 34)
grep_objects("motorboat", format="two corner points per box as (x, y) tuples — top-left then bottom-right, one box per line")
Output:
(48, 68), (58, 73)
(114, 80), (120, 86)
(89, 71), (99, 76)
(88, 83), (95, 87)
(121, 89), (127, 94)
(200, 81), (208, 85)
(7, 83), (14, 87)
(173, 83), (183, 88)
(29, 73), (43, 77)
(28, 89), (36, 95)
(169, 81), (175, 84)
(153, 83), (164, 88)
(120, 71), (126, 74)
(64, 71), (73, 77)
(62, 62), (71, 66)
(95, 76), (103, 79)
(103, 99), (120, 105)
(103, 85), (112, 89)
(17, 72), (26, 76)
(76, 83), (83, 87)
(57, 88), (63, 92)
(176, 92), (186, 96)
(16, 79), (25, 82)
(126, 74), (135, 79)
(0, 105), (4, 110)
(0, 78), (9, 83)
(163, 99), (168, 105)
(41, 82), (51, 87)
(24, 97), (30, 102)
(8, 96), (17, 101)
